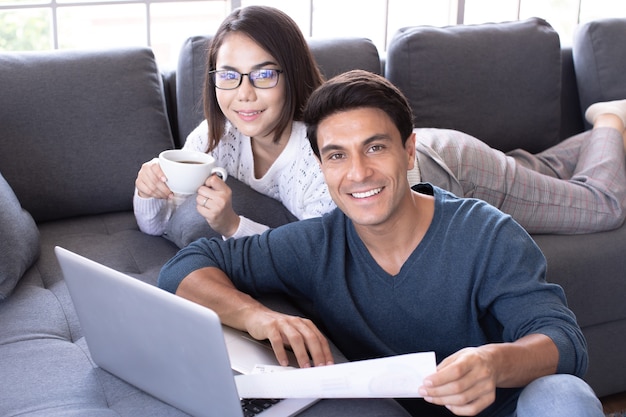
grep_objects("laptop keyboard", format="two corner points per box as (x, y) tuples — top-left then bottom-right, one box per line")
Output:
(241, 398), (282, 416)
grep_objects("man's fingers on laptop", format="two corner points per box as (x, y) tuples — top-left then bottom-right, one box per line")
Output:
(267, 337), (291, 367)
(256, 314), (332, 368)
(279, 318), (334, 368)
(246, 311), (334, 368)
(280, 326), (313, 368)
(299, 322), (334, 367)
(265, 317), (314, 368)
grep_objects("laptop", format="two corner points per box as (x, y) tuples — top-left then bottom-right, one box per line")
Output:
(54, 246), (318, 417)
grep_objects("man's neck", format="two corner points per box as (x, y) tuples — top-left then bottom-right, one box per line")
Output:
(354, 190), (435, 276)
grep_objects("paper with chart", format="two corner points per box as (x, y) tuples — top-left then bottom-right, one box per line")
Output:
(235, 351), (436, 399)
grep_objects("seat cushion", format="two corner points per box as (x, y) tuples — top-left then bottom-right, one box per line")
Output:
(35, 212), (179, 289)
(386, 17), (562, 154)
(573, 17), (626, 129)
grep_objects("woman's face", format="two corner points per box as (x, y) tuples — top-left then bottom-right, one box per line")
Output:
(214, 32), (287, 142)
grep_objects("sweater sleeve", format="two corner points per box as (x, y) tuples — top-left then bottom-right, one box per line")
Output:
(472, 207), (588, 377)
(158, 215), (327, 296)
(133, 188), (171, 235)
(158, 230), (283, 294)
(230, 216), (270, 239)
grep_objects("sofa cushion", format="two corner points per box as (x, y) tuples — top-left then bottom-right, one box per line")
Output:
(385, 17), (562, 154)
(532, 227), (626, 397)
(307, 37), (381, 78)
(0, 173), (40, 300)
(175, 35), (210, 147)
(164, 176), (297, 248)
(0, 47), (175, 223)
(0, 334), (188, 417)
(175, 36), (381, 144)
(573, 17), (626, 129)
(36, 212), (179, 289)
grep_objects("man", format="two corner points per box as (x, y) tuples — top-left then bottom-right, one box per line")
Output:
(158, 70), (603, 416)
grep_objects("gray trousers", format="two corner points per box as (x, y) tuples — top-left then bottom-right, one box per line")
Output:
(416, 127), (626, 234)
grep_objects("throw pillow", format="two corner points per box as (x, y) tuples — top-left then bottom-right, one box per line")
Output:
(164, 177), (298, 248)
(0, 172), (40, 299)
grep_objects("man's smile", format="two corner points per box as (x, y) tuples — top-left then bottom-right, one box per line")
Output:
(350, 187), (383, 199)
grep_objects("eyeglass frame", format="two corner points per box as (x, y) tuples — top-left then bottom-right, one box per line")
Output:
(209, 68), (284, 90)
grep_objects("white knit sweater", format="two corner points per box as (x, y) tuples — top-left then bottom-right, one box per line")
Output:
(133, 120), (336, 238)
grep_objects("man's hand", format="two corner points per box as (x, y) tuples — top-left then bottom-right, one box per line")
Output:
(176, 267), (335, 369)
(418, 334), (558, 416)
(419, 347), (497, 416)
(242, 309), (335, 369)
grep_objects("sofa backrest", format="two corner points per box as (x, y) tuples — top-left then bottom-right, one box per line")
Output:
(559, 47), (585, 141)
(386, 17), (567, 154)
(174, 35), (381, 146)
(0, 47), (175, 223)
(573, 17), (626, 130)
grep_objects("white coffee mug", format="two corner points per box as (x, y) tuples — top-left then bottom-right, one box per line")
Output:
(158, 149), (228, 195)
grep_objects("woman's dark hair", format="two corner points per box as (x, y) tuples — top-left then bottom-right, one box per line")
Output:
(303, 70), (415, 158)
(203, 6), (324, 151)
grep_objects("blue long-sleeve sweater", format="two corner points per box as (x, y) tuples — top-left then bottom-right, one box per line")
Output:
(159, 184), (588, 416)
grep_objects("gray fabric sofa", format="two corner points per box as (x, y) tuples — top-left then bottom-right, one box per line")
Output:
(0, 16), (624, 416)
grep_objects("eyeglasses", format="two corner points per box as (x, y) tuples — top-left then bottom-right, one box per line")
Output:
(209, 69), (284, 90)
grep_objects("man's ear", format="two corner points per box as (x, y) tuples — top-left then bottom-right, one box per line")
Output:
(405, 132), (416, 170)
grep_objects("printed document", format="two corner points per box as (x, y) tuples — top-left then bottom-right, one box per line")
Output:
(235, 351), (436, 399)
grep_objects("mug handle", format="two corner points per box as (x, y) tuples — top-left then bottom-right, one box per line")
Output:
(211, 167), (228, 182)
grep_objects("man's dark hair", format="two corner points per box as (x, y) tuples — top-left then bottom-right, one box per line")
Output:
(303, 69), (415, 158)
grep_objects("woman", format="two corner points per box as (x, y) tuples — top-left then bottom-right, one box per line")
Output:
(134, 6), (334, 242)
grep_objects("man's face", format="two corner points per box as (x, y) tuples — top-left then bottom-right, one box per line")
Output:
(316, 107), (416, 229)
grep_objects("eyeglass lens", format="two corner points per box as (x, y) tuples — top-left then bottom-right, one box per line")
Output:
(213, 69), (281, 89)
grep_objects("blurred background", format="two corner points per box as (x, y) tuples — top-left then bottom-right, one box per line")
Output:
(1, 0), (624, 70)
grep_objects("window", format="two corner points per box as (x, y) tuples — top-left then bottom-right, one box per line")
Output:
(0, 0), (229, 69)
(0, 0), (624, 68)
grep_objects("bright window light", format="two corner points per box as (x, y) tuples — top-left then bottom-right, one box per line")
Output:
(0, 0), (625, 68)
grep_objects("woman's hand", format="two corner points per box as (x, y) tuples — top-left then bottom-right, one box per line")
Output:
(135, 158), (172, 199)
(196, 175), (240, 237)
